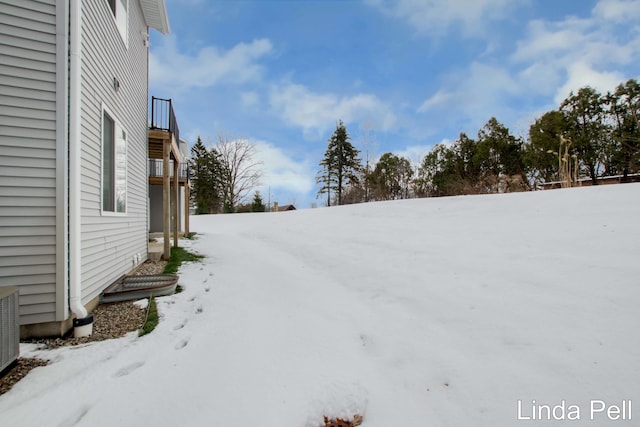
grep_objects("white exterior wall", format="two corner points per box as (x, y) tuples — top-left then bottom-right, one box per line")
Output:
(0, 0), (154, 328)
(79, 0), (149, 303)
(0, 0), (61, 325)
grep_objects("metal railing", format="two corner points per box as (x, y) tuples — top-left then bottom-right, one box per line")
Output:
(150, 96), (180, 144)
(148, 159), (189, 180)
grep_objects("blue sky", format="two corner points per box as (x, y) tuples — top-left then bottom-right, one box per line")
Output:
(149, 0), (640, 208)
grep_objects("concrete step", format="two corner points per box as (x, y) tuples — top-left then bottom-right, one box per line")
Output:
(148, 240), (164, 262)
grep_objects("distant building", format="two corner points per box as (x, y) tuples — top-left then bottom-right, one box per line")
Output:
(541, 173), (640, 190)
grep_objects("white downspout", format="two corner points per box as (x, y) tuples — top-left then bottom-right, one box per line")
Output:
(69, 0), (92, 336)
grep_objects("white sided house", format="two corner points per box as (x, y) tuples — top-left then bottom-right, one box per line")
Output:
(0, 0), (170, 338)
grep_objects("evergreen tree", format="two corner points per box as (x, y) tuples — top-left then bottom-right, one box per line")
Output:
(416, 122), (527, 197)
(606, 79), (640, 180)
(369, 152), (414, 200)
(454, 132), (481, 184)
(434, 132), (481, 196)
(524, 110), (568, 185)
(474, 117), (527, 192)
(413, 78), (638, 193)
(560, 87), (607, 184)
(316, 120), (362, 206)
(250, 191), (266, 212)
(189, 137), (222, 214)
(416, 143), (461, 196)
(316, 151), (337, 207)
(222, 200), (235, 214)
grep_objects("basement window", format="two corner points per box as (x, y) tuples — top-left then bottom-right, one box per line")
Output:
(102, 109), (127, 214)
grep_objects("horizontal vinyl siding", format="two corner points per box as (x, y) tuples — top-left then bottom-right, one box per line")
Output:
(20, 303), (57, 325)
(80, 0), (149, 303)
(0, 254), (55, 268)
(0, 272), (54, 286)
(0, 0), (58, 324)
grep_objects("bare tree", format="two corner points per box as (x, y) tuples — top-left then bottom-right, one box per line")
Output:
(216, 135), (263, 212)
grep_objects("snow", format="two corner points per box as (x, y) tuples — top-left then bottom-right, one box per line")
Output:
(1, 184), (639, 426)
(133, 299), (149, 310)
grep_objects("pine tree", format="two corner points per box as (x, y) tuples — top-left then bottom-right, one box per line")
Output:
(250, 191), (266, 212)
(524, 110), (568, 185)
(560, 87), (607, 185)
(474, 117), (527, 192)
(316, 151), (337, 207)
(369, 153), (414, 200)
(316, 120), (361, 206)
(189, 137), (223, 214)
(606, 79), (640, 180)
(222, 200), (234, 214)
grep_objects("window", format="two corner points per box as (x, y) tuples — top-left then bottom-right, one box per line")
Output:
(102, 109), (127, 213)
(106, 0), (128, 44)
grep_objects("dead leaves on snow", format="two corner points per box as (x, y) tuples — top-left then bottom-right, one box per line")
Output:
(323, 414), (363, 427)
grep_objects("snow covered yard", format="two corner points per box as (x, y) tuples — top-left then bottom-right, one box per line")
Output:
(1, 184), (639, 427)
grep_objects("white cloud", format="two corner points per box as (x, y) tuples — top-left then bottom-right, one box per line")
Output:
(592, 0), (640, 23)
(181, 128), (207, 147)
(395, 144), (438, 164)
(511, 18), (590, 62)
(365, 140), (451, 167)
(555, 62), (625, 104)
(366, 0), (517, 37)
(269, 83), (397, 138)
(417, 90), (454, 112)
(416, 0), (640, 134)
(254, 140), (315, 196)
(417, 62), (521, 127)
(512, 0), (640, 103)
(511, 16), (636, 68)
(150, 36), (273, 92)
(240, 91), (260, 107)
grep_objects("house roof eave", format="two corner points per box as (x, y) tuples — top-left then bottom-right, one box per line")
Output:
(139, 0), (170, 35)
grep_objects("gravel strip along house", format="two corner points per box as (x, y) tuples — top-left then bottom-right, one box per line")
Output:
(0, 0), (171, 339)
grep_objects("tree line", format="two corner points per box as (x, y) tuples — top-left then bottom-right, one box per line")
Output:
(189, 136), (263, 214)
(317, 78), (640, 204)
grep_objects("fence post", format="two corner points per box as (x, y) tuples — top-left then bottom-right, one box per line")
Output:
(151, 96), (156, 129)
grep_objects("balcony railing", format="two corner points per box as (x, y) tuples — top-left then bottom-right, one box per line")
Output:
(150, 96), (180, 144)
(148, 159), (189, 180)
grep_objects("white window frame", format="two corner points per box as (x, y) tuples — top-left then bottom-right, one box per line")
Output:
(101, 105), (128, 215)
(106, 0), (128, 47)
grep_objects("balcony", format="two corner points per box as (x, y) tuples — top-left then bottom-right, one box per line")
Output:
(148, 159), (189, 185)
(148, 97), (183, 162)
(148, 96), (189, 260)
(150, 96), (180, 145)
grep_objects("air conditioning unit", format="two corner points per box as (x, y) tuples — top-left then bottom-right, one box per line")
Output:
(0, 287), (19, 374)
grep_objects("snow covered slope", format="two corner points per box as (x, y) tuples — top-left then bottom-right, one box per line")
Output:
(1, 184), (639, 427)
